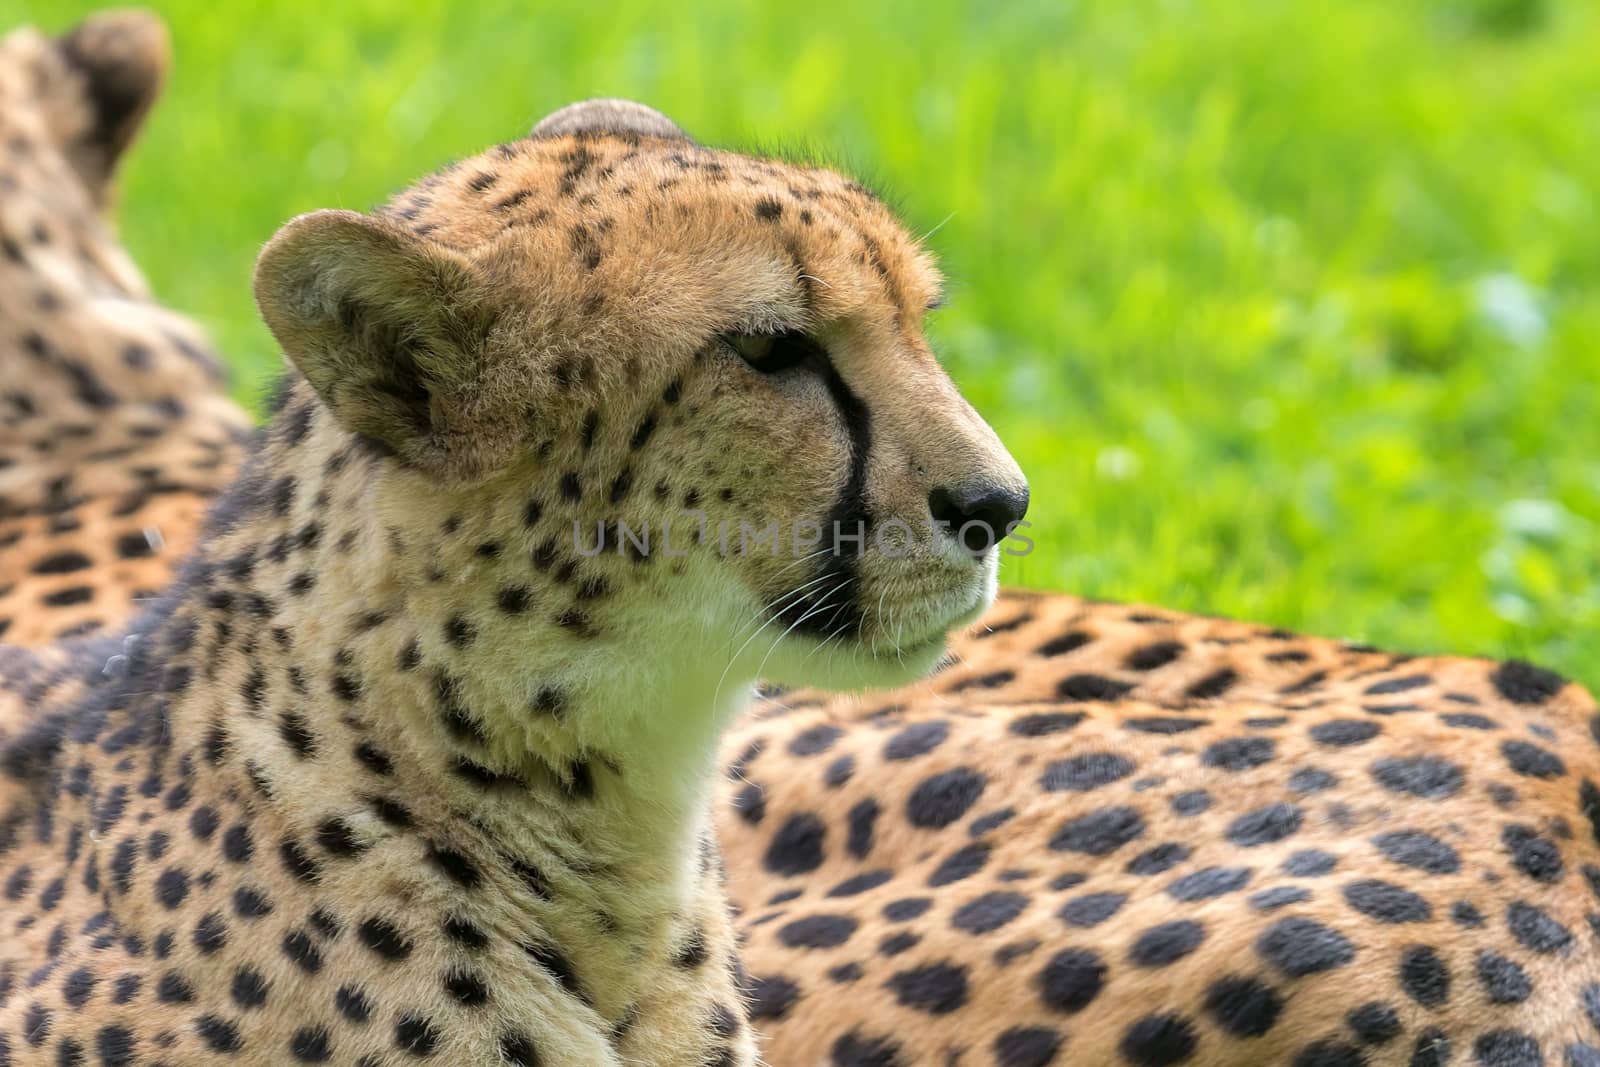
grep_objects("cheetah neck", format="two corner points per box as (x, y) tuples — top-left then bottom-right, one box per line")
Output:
(82, 406), (766, 1021)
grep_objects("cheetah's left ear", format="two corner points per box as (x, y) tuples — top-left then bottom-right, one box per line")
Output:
(253, 209), (506, 479)
(530, 98), (693, 143)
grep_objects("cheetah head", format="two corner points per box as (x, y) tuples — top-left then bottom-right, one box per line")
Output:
(253, 100), (1027, 696)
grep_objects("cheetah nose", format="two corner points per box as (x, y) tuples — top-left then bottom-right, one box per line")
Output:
(927, 481), (1030, 556)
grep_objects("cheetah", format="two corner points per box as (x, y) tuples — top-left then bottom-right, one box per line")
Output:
(720, 589), (1600, 1066)
(0, 87), (1030, 1065)
(0, 11), (251, 650)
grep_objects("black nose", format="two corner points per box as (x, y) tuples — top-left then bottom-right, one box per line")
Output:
(928, 482), (1030, 556)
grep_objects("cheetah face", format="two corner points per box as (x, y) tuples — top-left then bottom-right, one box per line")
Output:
(254, 100), (1026, 692)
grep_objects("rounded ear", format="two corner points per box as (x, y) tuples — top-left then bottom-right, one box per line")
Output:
(55, 9), (170, 201)
(253, 210), (501, 475)
(530, 98), (692, 143)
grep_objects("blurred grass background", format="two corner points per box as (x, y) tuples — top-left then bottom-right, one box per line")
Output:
(16, 0), (1600, 687)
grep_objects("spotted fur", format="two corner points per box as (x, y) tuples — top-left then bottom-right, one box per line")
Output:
(0, 12), (251, 651)
(722, 589), (1600, 1066)
(0, 69), (1027, 1066)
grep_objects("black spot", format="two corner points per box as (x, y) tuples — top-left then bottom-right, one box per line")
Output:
(1255, 916), (1355, 977)
(831, 1031), (906, 1067)
(315, 817), (366, 857)
(1127, 641), (1184, 670)
(444, 969), (489, 1006)
(764, 813), (826, 875)
(1170, 790), (1212, 816)
(357, 917), (413, 960)
(907, 769), (986, 828)
(194, 912), (228, 954)
(1289, 768), (1339, 794)
(1293, 1040), (1369, 1067)
(1370, 756), (1464, 798)
(1491, 660), (1566, 704)
(1167, 866), (1252, 901)
(884, 961), (968, 1014)
(789, 724), (843, 756)
(427, 843), (482, 888)
(1058, 674), (1134, 701)
(884, 721), (948, 760)
(747, 974), (801, 1020)
(1398, 945), (1451, 1007)
(1373, 830), (1460, 875)
(62, 968), (96, 1008)
(1037, 631), (1091, 656)
(96, 1025), (136, 1067)
(951, 892), (1027, 934)
(1040, 753), (1134, 792)
(1344, 880), (1431, 923)
(155, 972), (193, 1003)
(1411, 1028), (1451, 1067)
(354, 741), (394, 775)
(1507, 901), (1573, 954)
(1127, 843), (1190, 874)
(1310, 720), (1382, 747)
(928, 842), (990, 886)
(497, 585), (531, 614)
(279, 840), (321, 882)
(1186, 668), (1238, 699)
(231, 966), (269, 1009)
(394, 1014), (439, 1057)
(1365, 674), (1430, 695)
(1442, 712), (1499, 729)
(282, 929), (322, 973)
(154, 867), (188, 909)
(778, 914), (857, 948)
(1119, 1013), (1198, 1067)
(1502, 824), (1564, 884)
(1346, 1002), (1401, 1045)
(1502, 740), (1565, 779)
(1473, 1031), (1542, 1067)
(1284, 849), (1338, 876)
(1227, 804), (1303, 846)
(1049, 806), (1145, 855)
(196, 1015), (243, 1053)
(336, 984), (374, 1023)
(1126, 716), (1209, 735)
(1129, 920), (1206, 967)
(1202, 737), (1275, 771)
(1010, 712), (1086, 736)
(1037, 948), (1105, 1013)
(1475, 950), (1532, 1004)
(993, 1027), (1063, 1067)
(1204, 976), (1283, 1038)
(1059, 891), (1128, 927)
(290, 1026), (332, 1062)
(733, 782), (766, 825)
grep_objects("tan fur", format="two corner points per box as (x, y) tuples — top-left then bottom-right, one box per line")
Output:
(0, 12), (251, 653)
(722, 588), (1600, 1065)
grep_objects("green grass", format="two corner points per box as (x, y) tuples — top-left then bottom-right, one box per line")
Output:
(19, 0), (1600, 688)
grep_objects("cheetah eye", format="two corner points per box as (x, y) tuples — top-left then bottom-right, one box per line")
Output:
(721, 329), (828, 375)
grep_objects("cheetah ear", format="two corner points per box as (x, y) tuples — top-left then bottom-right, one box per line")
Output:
(253, 209), (503, 478)
(530, 98), (693, 143)
(55, 10), (171, 203)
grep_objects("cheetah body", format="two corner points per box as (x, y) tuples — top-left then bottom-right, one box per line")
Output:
(722, 590), (1600, 1066)
(0, 14), (249, 653)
